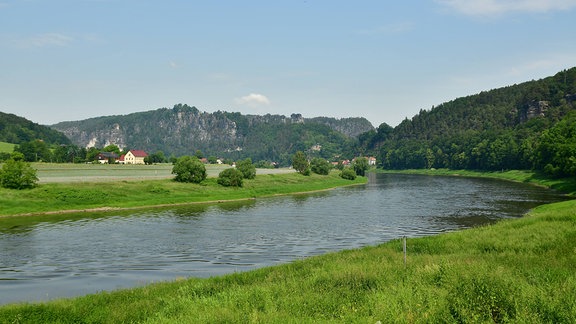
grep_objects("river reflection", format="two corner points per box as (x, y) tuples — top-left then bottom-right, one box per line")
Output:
(0, 174), (570, 304)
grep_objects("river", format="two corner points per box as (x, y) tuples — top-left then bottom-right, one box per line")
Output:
(0, 173), (569, 305)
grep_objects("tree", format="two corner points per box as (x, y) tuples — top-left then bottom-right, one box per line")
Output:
(340, 168), (357, 180)
(145, 151), (167, 165)
(0, 152), (38, 189)
(291, 151), (310, 175)
(353, 157), (369, 176)
(310, 158), (331, 175)
(172, 156), (207, 183)
(217, 168), (244, 187)
(86, 147), (101, 163)
(102, 144), (121, 155)
(535, 112), (576, 177)
(236, 158), (256, 179)
(14, 140), (51, 162)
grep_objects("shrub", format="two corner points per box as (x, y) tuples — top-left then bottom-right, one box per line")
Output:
(291, 151), (310, 175)
(0, 152), (38, 189)
(310, 158), (331, 175)
(236, 158), (256, 179)
(171, 156), (207, 183)
(340, 168), (357, 180)
(217, 168), (244, 187)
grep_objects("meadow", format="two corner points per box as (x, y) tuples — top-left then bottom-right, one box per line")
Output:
(0, 164), (366, 217)
(0, 141), (14, 153)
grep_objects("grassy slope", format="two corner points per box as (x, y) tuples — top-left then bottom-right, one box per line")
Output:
(0, 141), (14, 153)
(0, 195), (574, 322)
(0, 171), (367, 217)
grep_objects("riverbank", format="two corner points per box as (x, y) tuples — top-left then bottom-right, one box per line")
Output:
(0, 171), (367, 217)
(0, 187), (574, 322)
(378, 168), (576, 196)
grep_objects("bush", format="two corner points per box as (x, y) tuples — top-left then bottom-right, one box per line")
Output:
(340, 168), (357, 180)
(236, 158), (256, 179)
(292, 151), (310, 175)
(217, 168), (244, 187)
(171, 156), (207, 183)
(310, 158), (332, 175)
(0, 152), (38, 189)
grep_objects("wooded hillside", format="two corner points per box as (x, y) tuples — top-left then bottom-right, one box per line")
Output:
(360, 67), (576, 177)
(0, 112), (70, 146)
(51, 105), (374, 165)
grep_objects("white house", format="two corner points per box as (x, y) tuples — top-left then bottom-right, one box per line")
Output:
(123, 150), (148, 164)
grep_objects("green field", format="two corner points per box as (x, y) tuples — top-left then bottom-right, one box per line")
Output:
(0, 141), (14, 153)
(0, 167), (366, 217)
(32, 163), (297, 183)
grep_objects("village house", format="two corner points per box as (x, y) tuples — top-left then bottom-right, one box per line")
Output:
(123, 150), (148, 164)
(96, 152), (119, 164)
(368, 157), (377, 166)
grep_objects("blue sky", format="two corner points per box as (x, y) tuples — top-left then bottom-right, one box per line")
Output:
(1, 0), (575, 128)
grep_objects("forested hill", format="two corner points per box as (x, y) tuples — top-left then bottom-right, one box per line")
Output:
(359, 67), (576, 177)
(0, 111), (71, 145)
(51, 105), (374, 165)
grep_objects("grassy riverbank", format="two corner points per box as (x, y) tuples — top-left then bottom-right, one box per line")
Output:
(0, 170), (366, 217)
(379, 168), (576, 195)
(1, 195), (574, 322)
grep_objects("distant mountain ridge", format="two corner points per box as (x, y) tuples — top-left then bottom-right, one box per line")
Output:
(51, 105), (374, 163)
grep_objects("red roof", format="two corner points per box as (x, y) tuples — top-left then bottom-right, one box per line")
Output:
(129, 150), (148, 157)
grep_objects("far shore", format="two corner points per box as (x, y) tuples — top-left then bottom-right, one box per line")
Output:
(0, 167), (367, 218)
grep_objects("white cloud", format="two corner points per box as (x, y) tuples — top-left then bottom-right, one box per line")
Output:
(436, 0), (576, 16)
(17, 33), (74, 48)
(235, 93), (271, 106)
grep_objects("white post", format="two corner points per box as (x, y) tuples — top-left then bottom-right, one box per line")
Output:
(403, 236), (407, 268)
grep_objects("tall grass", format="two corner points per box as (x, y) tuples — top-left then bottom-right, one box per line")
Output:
(1, 199), (574, 323)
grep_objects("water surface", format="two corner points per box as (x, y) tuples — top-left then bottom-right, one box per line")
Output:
(0, 174), (569, 304)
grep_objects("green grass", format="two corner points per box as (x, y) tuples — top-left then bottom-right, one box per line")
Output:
(0, 141), (15, 153)
(1, 197), (574, 323)
(33, 163), (227, 182)
(0, 170), (367, 217)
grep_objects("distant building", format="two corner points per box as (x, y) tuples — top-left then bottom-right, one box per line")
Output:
(368, 157), (377, 166)
(97, 152), (119, 164)
(124, 150), (148, 164)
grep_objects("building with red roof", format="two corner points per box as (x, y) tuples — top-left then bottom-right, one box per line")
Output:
(124, 150), (148, 164)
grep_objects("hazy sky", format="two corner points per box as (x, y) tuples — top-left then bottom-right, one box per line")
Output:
(1, 1), (575, 128)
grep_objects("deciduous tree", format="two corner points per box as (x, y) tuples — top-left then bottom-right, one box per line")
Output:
(172, 156), (207, 183)
(236, 158), (256, 179)
(291, 151), (310, 175)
